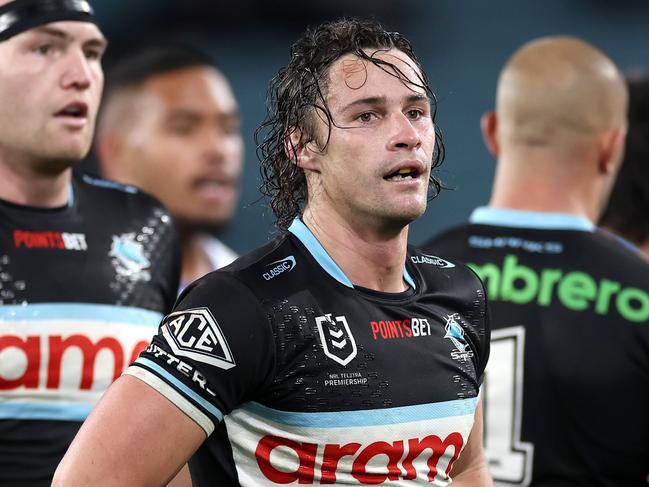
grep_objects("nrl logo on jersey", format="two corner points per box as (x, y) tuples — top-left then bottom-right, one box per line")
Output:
(444, 313), (473, 361)
(315, 314), (357, 366)
(109, 233), (151, 282)
(262, 255), (296, 281)
(161, 307), (235, 370)
(410, 253), (455, 268)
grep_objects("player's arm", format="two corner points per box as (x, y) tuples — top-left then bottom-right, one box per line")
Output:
(53, 374), (205, 486)
(450, 399), (493, 486)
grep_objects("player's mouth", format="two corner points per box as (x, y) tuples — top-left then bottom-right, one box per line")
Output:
(384, 162), (425, 182)
(54, 102), (89, 127)
(193, 178), (236, 201)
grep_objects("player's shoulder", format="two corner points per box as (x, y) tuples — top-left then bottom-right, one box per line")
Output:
(421, 223), (472, 251)
(408, 243), (484, 289)
(586, 229), (649, 275)
(74, 172), (170, 217)
(179, 233), (298, 305)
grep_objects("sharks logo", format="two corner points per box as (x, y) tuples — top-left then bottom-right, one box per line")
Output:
(444, 313), (473, 361)
(109, 233), (151, 282)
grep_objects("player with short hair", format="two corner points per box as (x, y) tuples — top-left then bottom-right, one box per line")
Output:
(54, 18), (492, 486)
(424, 37), (649, 486)
(0, 1), (180, 484)
(599, 75), (649, 261)
(96, 44), (243, 288)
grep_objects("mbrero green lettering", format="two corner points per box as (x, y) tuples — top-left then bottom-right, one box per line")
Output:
(557, 272), (597, 311)
(538, 268), (562, 306)
(594, 279), (620, 315)
(469, 255), (648, 323)
(617, 288), (649, 323)
(502, 255), (538, 304)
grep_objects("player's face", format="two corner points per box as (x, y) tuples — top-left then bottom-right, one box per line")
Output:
(119, 66), (243, 229)
(0, 21), (106, 168)
(307, 49), (435, 230)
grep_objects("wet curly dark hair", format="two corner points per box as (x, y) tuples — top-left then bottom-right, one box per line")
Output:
(255, 18), (445, 231)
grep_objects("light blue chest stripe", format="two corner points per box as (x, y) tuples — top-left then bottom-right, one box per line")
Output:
(288, 218), (416, 290)
(67, 183), (75, 208)
(242, 397), (477, 428)
(0, 303), (162, 327)
(470, 207), (594, 231)
(135, 357), (224, 422)
(0, 403), (92, 421)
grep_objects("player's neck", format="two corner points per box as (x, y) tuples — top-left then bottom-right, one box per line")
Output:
(489, 153), (600, 223)
(302, 208), (410, 293)
(0, 156), (71, 207)
(180, 232), (214, 285)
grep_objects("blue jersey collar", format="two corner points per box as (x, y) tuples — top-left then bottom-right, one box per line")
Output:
(288, 218), (416, 289)
(469, 207), (595, 232)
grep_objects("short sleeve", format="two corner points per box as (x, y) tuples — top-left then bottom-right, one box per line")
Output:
(126, 272), (275, 435)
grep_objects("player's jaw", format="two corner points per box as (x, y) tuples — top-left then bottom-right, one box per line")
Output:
(379, 157), (431, 219)
(43, 101), (96, 159)
(173, 175), (238, 228)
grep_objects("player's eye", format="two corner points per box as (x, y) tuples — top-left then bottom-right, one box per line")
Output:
(357, 112), (375, 123)
(84, 48), (102, 61)
(406, 109), (423, 120)
(35, 44), (52, 55)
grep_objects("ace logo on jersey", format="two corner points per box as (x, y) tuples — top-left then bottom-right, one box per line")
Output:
(315, 314), (357, 366)
(161, 308), (235, 370)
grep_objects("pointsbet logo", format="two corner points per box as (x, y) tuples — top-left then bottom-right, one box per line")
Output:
(470, 255), (648, 323)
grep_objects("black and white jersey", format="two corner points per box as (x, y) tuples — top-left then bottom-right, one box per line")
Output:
(0, 172), (180, 486)
(128, 218), (490, 486)
(424, 207), (649, 487)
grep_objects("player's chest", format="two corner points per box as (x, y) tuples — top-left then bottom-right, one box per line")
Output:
(0, 213), (160, 304)
(263, 294), (480, 409)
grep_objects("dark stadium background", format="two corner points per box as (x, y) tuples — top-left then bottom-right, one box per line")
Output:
(86, 0), (649, 253)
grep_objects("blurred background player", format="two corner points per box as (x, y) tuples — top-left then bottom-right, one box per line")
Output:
(424, 37), (649, 486)
(95, 45), (244, 289)
(0, 0), (180, 485)
(599, 74), (649, 261)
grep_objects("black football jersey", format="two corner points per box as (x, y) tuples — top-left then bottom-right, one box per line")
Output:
(128, 218), (490, 486)
(0, 172), (180, 486)
(424, 207), (649, 487)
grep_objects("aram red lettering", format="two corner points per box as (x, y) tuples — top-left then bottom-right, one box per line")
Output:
(0, 336), (40, 389)
(0, 334), (146, 391)
(256, 435), (317, 484)
(255, 432), (465, 484)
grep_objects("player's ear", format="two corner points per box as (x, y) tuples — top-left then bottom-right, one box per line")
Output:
(284, 128), (321, 173)
(481, 111), (500, 157)
(598, 123), (627, 175)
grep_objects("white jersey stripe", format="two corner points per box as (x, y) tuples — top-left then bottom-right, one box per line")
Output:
(127, 361), (220, 435)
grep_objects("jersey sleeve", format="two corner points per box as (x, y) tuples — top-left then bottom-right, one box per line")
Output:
(464, 263), (491, 385)
(126, 272), (275, 435)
